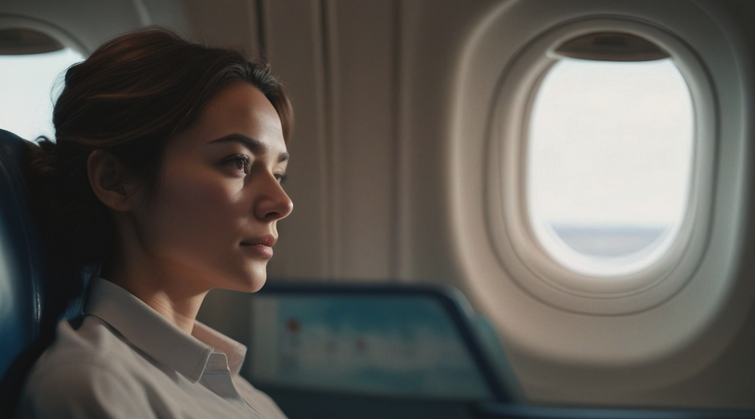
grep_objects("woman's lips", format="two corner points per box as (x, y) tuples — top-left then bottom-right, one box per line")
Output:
(240, 243), (274, 258)
(240, 235), (276, 258)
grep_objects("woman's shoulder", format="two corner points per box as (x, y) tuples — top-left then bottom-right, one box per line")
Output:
(32, 315), (131, 372)
(16, 317), (154, 418)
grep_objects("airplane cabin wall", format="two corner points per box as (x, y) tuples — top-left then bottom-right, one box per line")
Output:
(251, 0), (755, 409)
(260, 0), (402, 281)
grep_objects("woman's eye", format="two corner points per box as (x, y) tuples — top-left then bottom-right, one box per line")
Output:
(227, 155), (251, 174)
(275, 173), (288, 184)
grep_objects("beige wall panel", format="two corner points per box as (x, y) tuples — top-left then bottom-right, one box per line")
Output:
(180, 0), (257, 52)
(262, 0), (331, 279)
(262, 0), (398, 281)
(396, 0), (487, 287)
(329, 0), (397, 279)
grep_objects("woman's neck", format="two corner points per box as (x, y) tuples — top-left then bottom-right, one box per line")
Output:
(107, 263), (209, 335)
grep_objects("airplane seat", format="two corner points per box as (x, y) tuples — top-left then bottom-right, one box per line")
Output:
(247, 283), (755, 419)
(244, 282), (522, 419)
(0, 128), (90, 417)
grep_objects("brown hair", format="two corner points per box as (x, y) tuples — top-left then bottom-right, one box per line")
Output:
(27, 27), (292, 280)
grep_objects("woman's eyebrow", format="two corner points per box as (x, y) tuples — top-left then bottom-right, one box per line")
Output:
(208, 133), (289, 162)
(209, 133), (264, 153)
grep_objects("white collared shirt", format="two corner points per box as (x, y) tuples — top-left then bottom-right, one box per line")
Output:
(16, 278), (287, 419)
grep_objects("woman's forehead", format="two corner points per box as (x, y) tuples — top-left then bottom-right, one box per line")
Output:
(176, 82), (287, 155)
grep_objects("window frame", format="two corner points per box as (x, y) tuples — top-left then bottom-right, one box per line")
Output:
(486, 17), (716, 314)
(0, 16), (88, 141)
(0, 15), (87, 56)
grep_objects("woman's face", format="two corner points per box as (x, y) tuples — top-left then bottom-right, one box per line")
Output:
(131, 81), (292, 293)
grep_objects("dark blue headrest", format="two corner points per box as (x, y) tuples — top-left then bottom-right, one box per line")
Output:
(0, 129), (45, 380)
(0, 129), (89, 416)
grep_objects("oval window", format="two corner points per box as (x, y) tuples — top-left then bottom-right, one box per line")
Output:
(0, 28), (84, 141)
(526, 37), (694, 277)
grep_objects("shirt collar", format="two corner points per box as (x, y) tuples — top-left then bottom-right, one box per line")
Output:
(84, 277), (248, 383)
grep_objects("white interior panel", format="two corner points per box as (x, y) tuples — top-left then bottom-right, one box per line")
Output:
(263, 0), (399, 281)
(446, 0), (755, 408)
(176, 0), (257, 51)
(261, 0), (333, 278)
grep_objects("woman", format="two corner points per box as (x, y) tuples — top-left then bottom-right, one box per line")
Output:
(16, 28), (292, 418)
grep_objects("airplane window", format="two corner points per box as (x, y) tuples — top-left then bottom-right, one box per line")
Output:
(487, 22), (718, 314)
(525, 45), (693, 277)
(0, 29), (84, 141)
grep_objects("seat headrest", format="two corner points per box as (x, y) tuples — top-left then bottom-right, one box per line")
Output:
(0, 129), (45, 380)
(0, 129), (91, 416)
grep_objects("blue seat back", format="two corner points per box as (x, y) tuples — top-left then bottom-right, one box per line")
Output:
(0, 128), (88, 416)
(0, 129), (45, 379)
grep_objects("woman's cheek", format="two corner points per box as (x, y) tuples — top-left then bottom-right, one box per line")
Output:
(148, 178), (237, 249)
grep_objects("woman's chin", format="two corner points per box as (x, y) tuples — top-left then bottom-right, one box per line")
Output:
(237, 270), (268, 293)
(247, 278), (267, 293)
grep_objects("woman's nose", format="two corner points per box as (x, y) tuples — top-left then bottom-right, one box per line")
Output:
(254, 175), (293, 221)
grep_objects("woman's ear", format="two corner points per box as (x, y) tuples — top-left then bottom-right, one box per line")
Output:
(87, 150), (138, 212)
